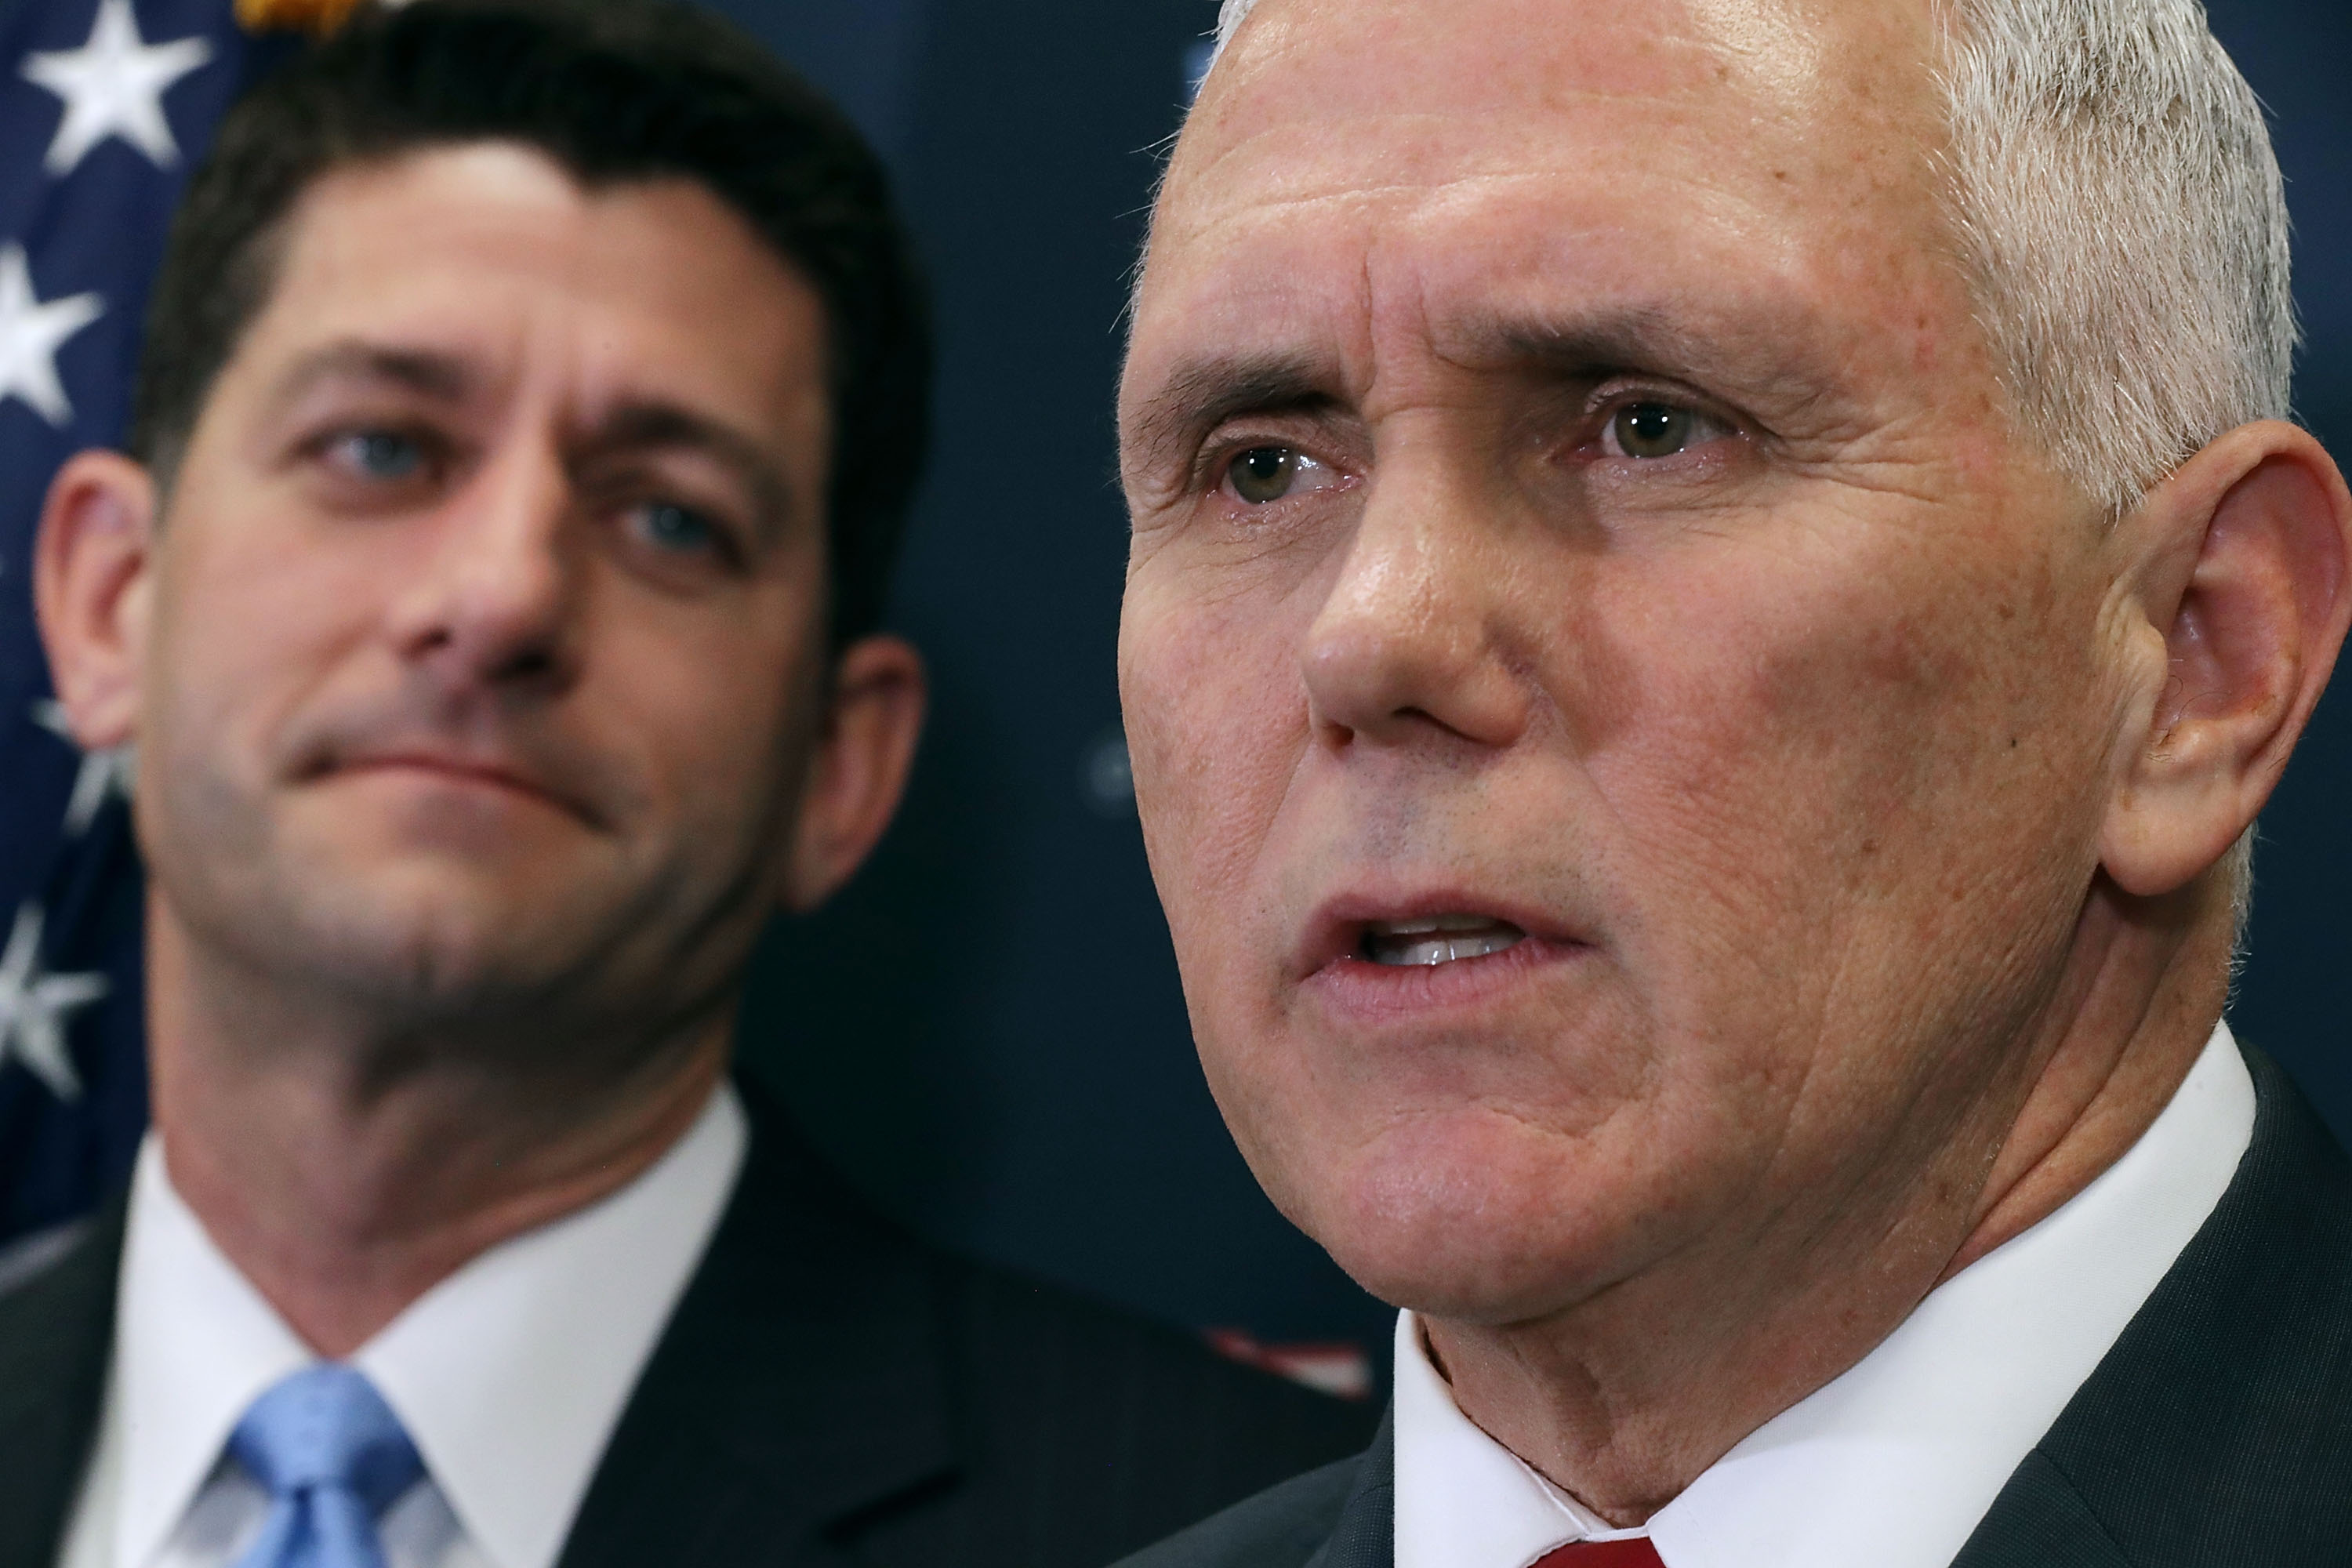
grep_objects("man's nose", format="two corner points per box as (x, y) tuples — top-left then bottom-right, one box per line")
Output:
(1298, 458), (1533, 752)
(386, 443), (583, 700)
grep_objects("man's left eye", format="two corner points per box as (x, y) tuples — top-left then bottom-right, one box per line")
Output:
(630, 502), (720, 553)
(329, 430), (426, 481)
(1602, 401), (1731, 460)
(1221, 445), (1343, 506)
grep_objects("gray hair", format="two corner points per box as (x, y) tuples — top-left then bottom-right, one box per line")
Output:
(1202, 0), (2285, 926)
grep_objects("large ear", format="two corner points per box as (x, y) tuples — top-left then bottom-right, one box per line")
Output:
(2100, 420), (2352, 897)
(34, 450), (159, 753)
(779, 633), (927, 913)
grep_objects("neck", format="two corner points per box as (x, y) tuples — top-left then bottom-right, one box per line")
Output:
(145, 905), (734, 1359)
(1421, 877), (2234, 1526)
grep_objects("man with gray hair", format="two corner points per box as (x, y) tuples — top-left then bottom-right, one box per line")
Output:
(1111, 0), (2352, 1563)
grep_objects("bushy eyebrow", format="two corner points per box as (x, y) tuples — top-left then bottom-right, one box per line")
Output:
(1464, 308), (1721, 382)
(586, 400), (797, 543)
(1451, 303), (1849, 427)
(1123, 351), (1343, 474)
(264, 339), (476, 411)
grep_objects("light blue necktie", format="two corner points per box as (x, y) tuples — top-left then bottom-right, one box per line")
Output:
(229, 1365), (425, 1568)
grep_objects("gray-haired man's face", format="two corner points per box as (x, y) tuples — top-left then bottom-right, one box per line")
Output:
(1117, 0), (2135, 1326)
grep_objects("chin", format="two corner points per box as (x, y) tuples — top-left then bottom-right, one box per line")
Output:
(274, 869), (606, 1014)
(310, 913), (553, 1012)
(1262, 1105), (1681, 1327)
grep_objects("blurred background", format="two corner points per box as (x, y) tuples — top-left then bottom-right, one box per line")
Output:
(1, 0), (2347, 1392)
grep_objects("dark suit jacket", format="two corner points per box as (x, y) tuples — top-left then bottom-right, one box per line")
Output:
(0, 1079), (1377, 1568)
(1119, 1044), (2352, 1568)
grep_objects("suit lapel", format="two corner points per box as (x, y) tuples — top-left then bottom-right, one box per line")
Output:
(1305, 1410), (1393, 1568)
(554, 1080), (959, 1568)
(0, 1205), (125, 1568)
(1954, 1045), (2352, 1568)
(1951, 1452), (2135, 1568)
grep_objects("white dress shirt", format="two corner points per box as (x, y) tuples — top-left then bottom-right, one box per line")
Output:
(1394, 1020), (2258, 1568)
(56, 1083), (748, 1568)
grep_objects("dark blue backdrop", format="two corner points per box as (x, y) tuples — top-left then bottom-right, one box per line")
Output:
(717, 0), (2352, 1374)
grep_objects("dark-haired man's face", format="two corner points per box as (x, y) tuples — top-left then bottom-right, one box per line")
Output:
(49, 143), (919, 1051)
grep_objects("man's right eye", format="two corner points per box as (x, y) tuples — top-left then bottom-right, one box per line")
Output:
(326, 429), (426, 482)
(1222, 445), (1337, 506)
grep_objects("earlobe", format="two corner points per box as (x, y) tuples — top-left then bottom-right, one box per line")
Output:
(2100, 422), (2352, 898)
(782, 634), (928, 913)
(34, 450), (159, 753)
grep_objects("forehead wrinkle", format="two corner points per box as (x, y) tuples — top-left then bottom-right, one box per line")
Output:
(1166, 0), (1955, 261)
(1151, 178), (1842, 376)
(1197, 0), (1736, 132)
(1175, 0), (1925, 210)
(1162, 93), (1699, 248)
(1155, 136), (1849, 313)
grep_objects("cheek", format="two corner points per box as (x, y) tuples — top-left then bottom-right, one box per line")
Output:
(1119, 575), (1320, 1116)
(1120, 579), (1306, 916)
(605, 613), (812, 841)
(145, 523), (373, 779)
(1580, 505), (2107, 1031)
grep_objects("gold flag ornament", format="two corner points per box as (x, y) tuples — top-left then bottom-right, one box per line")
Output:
(234, 0), (368, 34)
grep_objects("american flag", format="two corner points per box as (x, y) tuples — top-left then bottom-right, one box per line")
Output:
(0, 0), (276, 1279)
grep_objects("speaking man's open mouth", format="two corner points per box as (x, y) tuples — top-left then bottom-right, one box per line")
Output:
(1359, 915), (1528, 967)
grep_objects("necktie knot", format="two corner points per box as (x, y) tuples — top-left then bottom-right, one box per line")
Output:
(229, 1365), (423, 1568)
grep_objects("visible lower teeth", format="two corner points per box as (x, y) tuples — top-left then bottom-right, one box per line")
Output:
(1367, 928), (1525, 967)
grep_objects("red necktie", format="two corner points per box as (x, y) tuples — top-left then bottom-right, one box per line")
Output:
(1531, 1541), (1666, 1568)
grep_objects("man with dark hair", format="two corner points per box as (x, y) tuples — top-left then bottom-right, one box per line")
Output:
(0, 4), (1371, 1566)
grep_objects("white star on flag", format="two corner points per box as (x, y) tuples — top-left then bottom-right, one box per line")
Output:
(20, 0), (215, 176)
(31, 701), (134, 837)
(0, 903), (108, 1104)
(0, 245), (104, 427)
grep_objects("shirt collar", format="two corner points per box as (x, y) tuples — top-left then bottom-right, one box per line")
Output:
(111, 1142), (312, 1568)
(1392, 1309), (1645, 1568)
(110, 1080), (746, 1568)
(1393, 1019), (2257, 1568)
